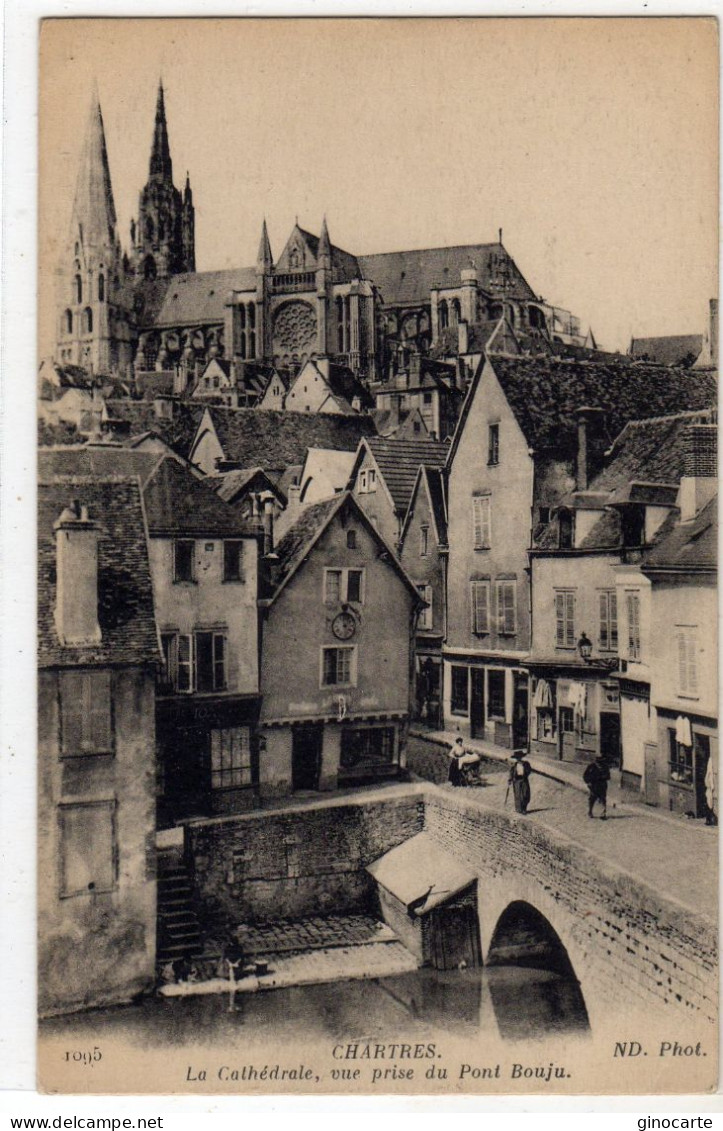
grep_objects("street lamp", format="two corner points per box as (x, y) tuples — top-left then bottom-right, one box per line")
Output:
(577, 632), (619, 671)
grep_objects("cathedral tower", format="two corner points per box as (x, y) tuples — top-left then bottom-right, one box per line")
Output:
(132, 82), (195, 279)
(55, 85), (134, 376)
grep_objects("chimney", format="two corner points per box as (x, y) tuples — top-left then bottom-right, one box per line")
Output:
(53, 500), (102, 647)
(262, 495), (275, 556)
(709, 298), (718, 367)
(457, 320), (469, 355)
(575, 406), (606, 490)
(388, 393), (400, 432)
(680, 424), (717, 521)
(154, 395), (175, 422)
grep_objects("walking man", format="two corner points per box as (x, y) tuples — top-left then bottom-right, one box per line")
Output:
(583, 755), (610, 819)
(508, 749), (532, 814)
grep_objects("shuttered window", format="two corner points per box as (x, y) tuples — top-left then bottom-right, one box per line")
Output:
(211, 727), (252, 789)
(471, 581), (490, 635)
(472, 495), (491, 549)
(626, 593), (641, 660)
(676, 628), (698, 697)
(60, 671), (113, 755)
(496, 581), (517, 635)
(599, 591), (618, 652)
(555, 590), (576, 649)
(60, 801), (116, 896)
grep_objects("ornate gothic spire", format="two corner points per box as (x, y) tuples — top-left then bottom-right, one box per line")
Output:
(257, 218), (273, 270)
(72, 84), (118, 248)
(318, 215), (331, 265)
(149, 80), (173, 182)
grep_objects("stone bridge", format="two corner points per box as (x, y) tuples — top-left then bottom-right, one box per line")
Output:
(186, 783), (717, 1037)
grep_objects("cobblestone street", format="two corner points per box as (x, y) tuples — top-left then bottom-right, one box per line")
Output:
(242, 914), (396, 957)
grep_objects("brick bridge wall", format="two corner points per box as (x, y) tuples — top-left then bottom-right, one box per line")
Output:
(186, 785), (717, 1031)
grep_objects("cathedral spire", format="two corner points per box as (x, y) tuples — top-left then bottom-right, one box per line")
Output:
(149, 79), (173, 182)
(72, 84), (117, 248)
(257, 218), (273, 270)
(318, 215), (331, 265)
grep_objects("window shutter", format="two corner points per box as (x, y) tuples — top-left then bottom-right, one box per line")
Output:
(599, 593), (609, 650)
(60, 671), (85, 753)
(473, 582), (489, 634)
(677, 632), (688, 694)
(482, 498), (491, 547)
(610, 592), (618, 650)
(472, 498), (482, 548)
(555, 593), (565, 647)
(687, 636), (698, 696)
(213, 634), (226, 690)
(88, 671), (113, 752)
(565, 591), (575, 647)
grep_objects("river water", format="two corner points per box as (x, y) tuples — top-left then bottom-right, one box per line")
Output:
(41, 963), (589, 1052)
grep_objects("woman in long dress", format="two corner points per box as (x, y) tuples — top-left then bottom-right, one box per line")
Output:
(508, 750), (532, 814)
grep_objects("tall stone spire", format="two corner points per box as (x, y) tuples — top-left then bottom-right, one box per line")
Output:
(149, 80), (173, 182)
(318, 215), (331, 267)
(257, 219), (273, 270)
(71, 83), (118, 249)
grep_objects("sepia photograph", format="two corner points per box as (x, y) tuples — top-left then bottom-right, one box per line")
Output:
(35, 16), (718, 1096)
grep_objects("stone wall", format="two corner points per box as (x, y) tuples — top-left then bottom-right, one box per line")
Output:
(186, 791), (425, 930)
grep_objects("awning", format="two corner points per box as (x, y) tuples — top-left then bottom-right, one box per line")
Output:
(366, 832), (477, 917)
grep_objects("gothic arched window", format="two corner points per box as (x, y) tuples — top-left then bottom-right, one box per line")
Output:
(451, 298), (461, 326)
(74, 275), (82, 304)
(64, 309), (72, 335)
(289, 248), (300, 269)
(84, 307), (93, 334)
(238, 305), (246, 330)
(439, 300), (449, 330)
(248, 331), (256, 359)
(247, 303), (255, 328)
(145, 218), (154, 241)
(98, 273), (105, 302)
(239, 332), (247, 360)
(336, 297), (344, 352)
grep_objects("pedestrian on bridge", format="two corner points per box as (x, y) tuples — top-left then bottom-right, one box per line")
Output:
(508, 749), (532, 814)
(583, 755), (610, 819)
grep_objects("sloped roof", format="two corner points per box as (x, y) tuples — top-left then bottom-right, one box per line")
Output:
(589, 411), (716, 493)
(202, 406), (377, 472)
(630, 334), (704, 368)
(214, 466), (287, 505)
(300, 448), (357, 495)
(104, 400), (206, 459)
(578, 509), (622, 550)
(363, 436), (450, 513)
(143, 457), (255, 537)
(425, 466), (448, 546)
(135, 371), (176, 400)
(357, 242), (536, 307)
(145, 268), (257, 329)
(366, 832), (476, 914)
(38, 445), (164, 487)
(488, 357), (717, 453)
(38, 476), (159, 669)
(642, 495), (717, 573)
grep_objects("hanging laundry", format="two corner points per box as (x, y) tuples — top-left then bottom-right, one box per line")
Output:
(533, 679), (553, 709)
(675, 715), (693, 747)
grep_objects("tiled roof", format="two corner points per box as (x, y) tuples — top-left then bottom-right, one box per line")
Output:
(214, 466), (286, 505)
(578, 509), (622, 550)
(271, 495), (342, 587)
(357, 243), (536, 307)
(589, 411), (716, 493)
(143, 457), (255, 537)
(104, 400), (206, 459)
(365, 436), (450, 512)
(489, 357), (717, 452)
(143, 268), (257, 329)
(204, 406), (377, 473)
(38, 476), (159, 669)
(629, 335), (704, 367)
(642, 495), (717, 572)
(323, 362), (374, 410)
(38, 445), (164, 487)
(135, 371), (176, 400)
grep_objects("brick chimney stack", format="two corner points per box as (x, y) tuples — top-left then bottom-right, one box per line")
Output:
(680, 424), (717, 521)
(53, 500), (102, 646)
(575, 406), (607, 490)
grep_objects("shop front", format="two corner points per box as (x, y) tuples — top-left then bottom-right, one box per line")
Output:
(655, 707), (718, 820)
(527, 664), (620, 766)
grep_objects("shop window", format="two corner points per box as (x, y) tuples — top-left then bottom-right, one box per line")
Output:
(59, 670), (113, 755)
(488, 670), (506, 720)
(599, 590), (618, 652)
(668, 728), (693, 785)
(555, 590), (576, 649)
(224, 540), (244, 582)
(488, 423), (500, 466)
(471, 581), (490, 635)
(321, 646), (356, 688)
(60, 801), (116, 897)
(676, 628), (698, 698)
(496, 581), (517, 635)
(416, 583), (433, 630)
(450, 665), (469, 714)
(340, 726), (395, 771)
(211, 727), (252, 789)
(173, 539), (195, 583)
(472, 494), (491, 549)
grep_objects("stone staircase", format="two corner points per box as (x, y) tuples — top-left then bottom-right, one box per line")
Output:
(156, 855), (203, 966)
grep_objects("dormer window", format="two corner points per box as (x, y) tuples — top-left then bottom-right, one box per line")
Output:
(621, 505), (645, 548)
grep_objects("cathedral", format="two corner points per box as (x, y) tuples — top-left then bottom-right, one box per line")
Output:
(55, 85), (586, 387)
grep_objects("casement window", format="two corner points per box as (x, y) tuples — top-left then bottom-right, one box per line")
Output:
(358, 468), (377, 494)
(223, 541), (244, 582)
(555, 590), (576, 649)
(173, 539), (195, 583)
(472, 494), (491, 550)
(323, 567), (365, 605)
(210, 727), (252, 789)
(496, 581), (517, 635)
(416, 583), (433, 630)
(676, 628), (698, 698)
(599, 590), (618, 652)
(450, 665), (469, 714)
(60, 801), (116, 897)
(626, 592), (641, 660)
(321, 646), (356, 688)
(59, 670), (113, 756)
(160, 631), (227, 693)
(488, 670), (506, 720)
(471, 581), (490, 635)
(488, 423), (500, 466)
(340, 726), (396, 771)
(668, 728), (693, 785)
(420, 525), (429, 557)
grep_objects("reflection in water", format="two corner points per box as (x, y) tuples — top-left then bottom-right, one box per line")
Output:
(41, 963), (589, 1050)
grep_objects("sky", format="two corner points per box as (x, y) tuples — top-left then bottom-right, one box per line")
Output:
(39, 17), (718, 355)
